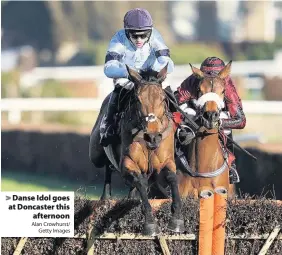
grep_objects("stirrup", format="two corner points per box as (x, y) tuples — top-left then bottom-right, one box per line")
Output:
(180, 155), (192, 174)
(229, 167), (240, 184)
(100, 135), (110, 147)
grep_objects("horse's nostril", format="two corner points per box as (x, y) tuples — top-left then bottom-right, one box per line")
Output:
(214, 112), (220, 120)
(203, 112), (209, 120)
(204, 112), (212, 120)
(144, 133), (151, 142)
(144, 133), (162, 144)
(203, 111), (220, 123)
(144, 133), (155, 143)
(156, 133), (162, 142)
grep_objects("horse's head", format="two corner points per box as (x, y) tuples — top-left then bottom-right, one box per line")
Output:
(189, 61), (232, 129)
(126, 64), (169, 150)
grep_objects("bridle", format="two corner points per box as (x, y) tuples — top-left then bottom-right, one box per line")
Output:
(178, 76), (229, 178)
(196, 76), (225, 129)
(131, 81), (174, 144)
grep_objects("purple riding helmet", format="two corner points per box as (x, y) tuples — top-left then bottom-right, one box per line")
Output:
(124, 8), (153, 42)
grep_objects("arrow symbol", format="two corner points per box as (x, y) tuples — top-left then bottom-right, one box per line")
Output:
(6, 196), (11, 200)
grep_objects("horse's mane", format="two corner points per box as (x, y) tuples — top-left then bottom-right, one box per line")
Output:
(139, 69), (160, 83)
(120, 69), (165, 124)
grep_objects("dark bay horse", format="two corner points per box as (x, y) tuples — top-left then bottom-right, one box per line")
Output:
(177, 61), (235, 198)
(89, 65), (184, 235)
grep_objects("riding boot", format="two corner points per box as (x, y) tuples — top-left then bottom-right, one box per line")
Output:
(175, 144), (193, 175)
(100, 86), (121, 147)
(227, 132), (240, 184)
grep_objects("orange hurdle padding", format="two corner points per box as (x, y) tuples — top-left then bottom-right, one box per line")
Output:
(212, 187), (228, 255)
(199, 189), (214, 255)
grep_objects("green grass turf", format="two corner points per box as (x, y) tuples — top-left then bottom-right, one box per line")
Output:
(1, 170), (127, 200)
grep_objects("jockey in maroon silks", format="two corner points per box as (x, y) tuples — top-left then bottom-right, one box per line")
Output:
(174, 57), (246, 184)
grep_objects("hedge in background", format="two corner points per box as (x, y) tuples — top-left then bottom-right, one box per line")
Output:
(1, 130), (282, 199)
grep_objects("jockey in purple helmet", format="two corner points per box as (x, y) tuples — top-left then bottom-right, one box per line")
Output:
(100, 8), (174, 147)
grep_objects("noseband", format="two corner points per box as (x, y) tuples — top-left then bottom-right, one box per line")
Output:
(195, 77), (225, 126)
(132, 82), (173, 143)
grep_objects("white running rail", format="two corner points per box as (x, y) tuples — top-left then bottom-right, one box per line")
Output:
(1, 98), (282, 113)
(1, 98), (282, 124)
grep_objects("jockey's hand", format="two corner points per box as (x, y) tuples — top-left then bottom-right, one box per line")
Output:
(178, 90), (191, 104)
(115, 78), (134, 90)
(124, 81), (134, 90)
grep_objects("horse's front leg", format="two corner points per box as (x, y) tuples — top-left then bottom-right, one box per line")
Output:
(122, 156), (160, 236)
(164, 163), (185, 233)
(100, 164), (113, 200)
(128, 186), (140, 199)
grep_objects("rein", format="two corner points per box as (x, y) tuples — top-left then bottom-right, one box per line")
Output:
(164, 88), (257, 161)
(130, 82), (172, 146)
(177, 127), (229, 178)
(193, 130), (228, 178)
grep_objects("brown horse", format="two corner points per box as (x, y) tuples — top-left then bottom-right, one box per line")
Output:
(177, 61), (235, 198)
(89, 65), (184, 236)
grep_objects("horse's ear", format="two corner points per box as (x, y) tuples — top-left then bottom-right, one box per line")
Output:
(126, 65), (142, 83)
(189, 63), (204, 79)
(157, 63), (168, 83)
(218, 60), (232, 79)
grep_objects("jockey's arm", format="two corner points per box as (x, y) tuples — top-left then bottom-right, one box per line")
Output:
(172, 75), (199, 124)
(104, 32), (128, 79)
(221, 77), (246, 129)
(174, 75), (199, 108)
(151, 29), (174, 74)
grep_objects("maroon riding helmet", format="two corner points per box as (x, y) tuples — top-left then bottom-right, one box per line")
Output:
(200, 57), (226, 76)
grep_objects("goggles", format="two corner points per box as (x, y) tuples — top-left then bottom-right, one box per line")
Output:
(129, 30), (151, 40)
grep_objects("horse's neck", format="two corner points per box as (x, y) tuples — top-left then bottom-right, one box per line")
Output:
(189, 129), (224, 173)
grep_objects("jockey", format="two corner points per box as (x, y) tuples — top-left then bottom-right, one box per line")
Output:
(100, 8), (174, 147)
(174, 57), (246, 184)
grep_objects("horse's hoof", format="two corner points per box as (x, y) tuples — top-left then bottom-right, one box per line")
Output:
(142, 223), (160, 236)
(100, 192), (111, 201)
(100, 184), (111, 201)
(100, 195), (111, 201)
(167, 218), (185, 233)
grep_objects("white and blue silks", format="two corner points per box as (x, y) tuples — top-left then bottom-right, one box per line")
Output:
(104, 28), (174, 80)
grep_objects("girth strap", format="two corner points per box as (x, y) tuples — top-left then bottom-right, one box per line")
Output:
(177, 149), (229, 178)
